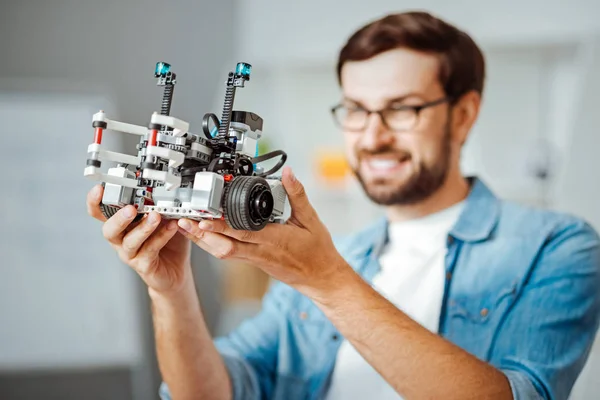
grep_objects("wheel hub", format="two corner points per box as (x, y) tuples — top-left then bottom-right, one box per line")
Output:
(251, 187), (274, 220)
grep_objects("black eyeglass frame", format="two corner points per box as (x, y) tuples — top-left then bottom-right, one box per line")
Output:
(330, 96), (454, 132)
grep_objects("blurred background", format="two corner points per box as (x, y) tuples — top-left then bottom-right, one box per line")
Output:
(1, 0), (599, 398)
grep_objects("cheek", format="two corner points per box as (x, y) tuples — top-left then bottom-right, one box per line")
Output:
(411, 116), (448, 159)
(400, 135), (435, 166)
(343, 133), (359, 164)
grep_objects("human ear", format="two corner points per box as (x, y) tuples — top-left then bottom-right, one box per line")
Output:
(451, 91), (481, 145)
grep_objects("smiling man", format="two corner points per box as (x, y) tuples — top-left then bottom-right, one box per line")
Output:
(87, 11), (600, 400)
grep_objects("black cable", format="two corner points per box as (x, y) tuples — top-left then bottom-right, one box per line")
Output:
(207, 157), (222, 173)
(180, 165), (205, 178)
(202, 113), (220, 140)
(234, 157), (254, 176)
(252, 150), (287, 177)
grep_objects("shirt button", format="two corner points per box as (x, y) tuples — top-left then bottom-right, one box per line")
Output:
(332, 334), (339, 341)
(299, 311), (308, 320)
(480, 308), (489, 317)
(446, 271), (452, 280)
(447, 236), (454, 245)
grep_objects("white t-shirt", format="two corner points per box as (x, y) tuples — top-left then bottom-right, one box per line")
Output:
(326, 202), (465, 400)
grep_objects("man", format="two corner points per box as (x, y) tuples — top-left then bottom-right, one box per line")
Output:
(86, 11), (600, 400)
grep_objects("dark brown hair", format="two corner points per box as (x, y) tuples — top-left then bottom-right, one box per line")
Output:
(336, 11), (485, 100)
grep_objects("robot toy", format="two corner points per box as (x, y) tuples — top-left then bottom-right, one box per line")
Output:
(84, 61), (287, 231)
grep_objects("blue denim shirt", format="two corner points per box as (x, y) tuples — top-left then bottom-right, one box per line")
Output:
(160, 178), (600, 400)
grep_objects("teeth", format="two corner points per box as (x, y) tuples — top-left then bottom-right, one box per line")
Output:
(368, 159), (399, 170)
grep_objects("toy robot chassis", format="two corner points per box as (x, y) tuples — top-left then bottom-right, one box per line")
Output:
(84, 61), (288, 231)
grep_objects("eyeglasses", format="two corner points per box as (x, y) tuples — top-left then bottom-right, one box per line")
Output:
(330, 96), (453, 132)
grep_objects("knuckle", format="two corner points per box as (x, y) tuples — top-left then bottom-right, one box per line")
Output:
(193, 229), (205, 241)
(241, 230), (254, 241)
(116, 249), (133, 264)
(128, 258), (147, 275)
(141, 222), (157, 235)
(277, 240), (289, 251)
(121, 241), (137, 256)
(101, 224), (113, 240)
(216, 243), (235, 259)
(295, 185), (307, 197)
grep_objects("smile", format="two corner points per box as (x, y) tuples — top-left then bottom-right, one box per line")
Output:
(362, 156), (411, 176)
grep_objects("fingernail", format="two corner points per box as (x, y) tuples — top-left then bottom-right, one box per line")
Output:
(288, 168), (297, 182)
(123, 207), (135, 218)
(179, 219), (191, 231)
(199, 221), (213, 231)
(167, 221), (178, 231)
(148, 213), (159, 224)
(93, 185), (102, 197)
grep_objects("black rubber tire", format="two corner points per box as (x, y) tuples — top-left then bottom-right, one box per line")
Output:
(99, 203), (143, 222)
(100, 203), (120, 220)
(99, 183), (142, 222)
(223, 176), (274, 231)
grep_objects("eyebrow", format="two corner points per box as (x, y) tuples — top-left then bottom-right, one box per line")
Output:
(342, 93), (428, 108)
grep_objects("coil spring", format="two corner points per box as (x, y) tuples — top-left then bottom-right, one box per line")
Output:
(161, 84), (174, 132)
(161, 84), (174, 116)
(218, 86), (235, 137)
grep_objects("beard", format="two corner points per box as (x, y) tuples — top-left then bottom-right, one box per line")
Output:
(352, 123), (451, 206)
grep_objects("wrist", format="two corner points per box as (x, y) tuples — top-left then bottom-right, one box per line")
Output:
(301, 259), (365, 308)
(148, 272), (198, 310)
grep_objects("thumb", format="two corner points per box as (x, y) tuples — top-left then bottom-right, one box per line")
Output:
(282, 167), (314, 225)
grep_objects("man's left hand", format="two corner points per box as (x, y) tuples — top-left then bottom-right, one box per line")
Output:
(177, 167), (352, 296)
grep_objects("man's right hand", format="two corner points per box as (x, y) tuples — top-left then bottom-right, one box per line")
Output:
(86, 183), (193, 294)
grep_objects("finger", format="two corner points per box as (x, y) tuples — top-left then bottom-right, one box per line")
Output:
(177, 218), (217, 252)
(281, 166), (315, 226)
(179, 218), (257, 260)
(178, 227), (215, 255)
(134, 219), (179, 274)
(200, 232), (259, 260)
(120, 211), (162, 259)
(177, 218), (207, 242)
(87, 184), (107, 222)
(197, 219), (270, 244)
(102, 205), (138, 245)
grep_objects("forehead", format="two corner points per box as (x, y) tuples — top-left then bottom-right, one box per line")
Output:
(340, 48), (443, 106)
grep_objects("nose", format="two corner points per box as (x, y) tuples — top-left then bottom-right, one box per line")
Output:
(361, 112), (393, 150)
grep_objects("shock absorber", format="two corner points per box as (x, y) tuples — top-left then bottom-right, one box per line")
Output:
(217, 63), (252, 139)
(217, 74), (236, 138)
(160, 77), (175, 133)
(154, 62), (177, 131)
(161, 83), (174, 117)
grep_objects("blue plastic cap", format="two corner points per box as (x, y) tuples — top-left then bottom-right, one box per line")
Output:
(235, 62), (252, 79)
(155, 62), (171, 77)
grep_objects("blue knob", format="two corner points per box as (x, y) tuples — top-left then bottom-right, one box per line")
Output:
(235, 62), (252, 79)
(155, 62), (171, 77)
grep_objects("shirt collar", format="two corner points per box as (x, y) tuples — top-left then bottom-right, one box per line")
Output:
(350, 177), (500, 261)
(449, 177), (500, 243)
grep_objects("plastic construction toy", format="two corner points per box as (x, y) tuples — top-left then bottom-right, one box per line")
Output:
(84, 61), (288, 231)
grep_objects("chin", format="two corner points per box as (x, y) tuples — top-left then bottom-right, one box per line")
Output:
(360, 179), (414, 206)
(357, 171), (444, 206)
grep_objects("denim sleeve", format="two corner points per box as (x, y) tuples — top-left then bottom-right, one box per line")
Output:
(490, 220), (600, 400)
(159, 280), (295, 400)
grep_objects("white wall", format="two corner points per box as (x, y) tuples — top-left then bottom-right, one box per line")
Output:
(0, 93), (144, 370)
(552, 38), (600, 230)
(233, 0), (600, 67)
(553, 38), (600, 400)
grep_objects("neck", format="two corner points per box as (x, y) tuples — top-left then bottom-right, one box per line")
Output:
(385, 173), (470, 223)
